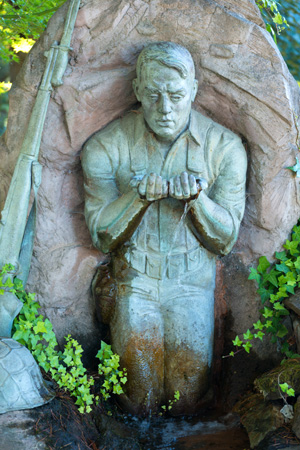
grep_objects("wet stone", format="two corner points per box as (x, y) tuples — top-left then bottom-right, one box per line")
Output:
(254, 359), (300, 401)
(0, 410), (47, 450)
(233, 393), (285, 448)
(293, 396), (300, 440)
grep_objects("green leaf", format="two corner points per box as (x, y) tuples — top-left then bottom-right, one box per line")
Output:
(283, 239), (299, 256)
(254, 331), (265, 341)
(292, 225), (300, 242)
(262, 269), (279, 287)
(33, 321), (47, 334)
(232, 336), (243, 347)
(275, 251), (288, 262)
(257, 256), (270, 273)
(243, 342), (252, 353)
(253, 320), (264, 330)
(257, 286), (272, 304)
(276, 324), (288, 338)
(249, 268), (261, 284)
(275, 263), (290, 274)
(243, 329), (254, 341)
(263, 307), (273, 318)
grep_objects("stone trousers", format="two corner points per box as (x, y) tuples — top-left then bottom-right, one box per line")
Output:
(110, 255), (216, 415)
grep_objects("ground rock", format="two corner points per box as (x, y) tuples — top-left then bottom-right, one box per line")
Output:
(293, 396), (300, 439)
(0, 0), (299, 377)
(0, 410), (47, 450)
(233, 393), (285, 448)
(254, 359), (300, 401)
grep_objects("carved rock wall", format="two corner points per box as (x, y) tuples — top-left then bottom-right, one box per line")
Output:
(0, 0), (299, 375)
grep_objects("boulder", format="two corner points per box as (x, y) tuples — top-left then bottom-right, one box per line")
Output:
(0, 0), (299, 378)
(254, 359), (300, 401)
(233, 393), (285, 448)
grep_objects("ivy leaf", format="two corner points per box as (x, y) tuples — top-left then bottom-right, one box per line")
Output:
(254, 331), (265, 341)
(253, 320), (264, 330)
(33, 321), (47, 334)
(257, 256), (270, 274)
(243, 329), (254, 341)
(257, 286), (272, 304)
(262, 269), (279, 287)
(243, 342), (252, 353)
(286, 285), (295, 294)
(292, 225), (300, 242)
(283, 240), (299, 256)
(287, 157), (300, 177)
(249, 268), (261, 284)
(275, 251), (288, 262)
(263, 307), (273, 318)
(276, 324), (288, 338)
(275, 263), (290, 274)
(232, 336), (243, 347)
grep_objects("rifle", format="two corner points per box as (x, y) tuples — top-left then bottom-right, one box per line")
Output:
(0, 0), (81, 337)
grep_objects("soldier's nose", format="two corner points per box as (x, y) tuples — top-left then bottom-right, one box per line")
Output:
(158, 95), (172, 114)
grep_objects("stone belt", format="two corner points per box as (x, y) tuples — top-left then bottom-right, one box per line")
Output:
(126, 246), (202, 280)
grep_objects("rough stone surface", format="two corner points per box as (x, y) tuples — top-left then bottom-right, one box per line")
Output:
(233, 393), (285, 448)
(0, 0), (300, 375)
(254, 359), (300, 401)
(293, 396), (300, 440)
(0, 410), (47, 450)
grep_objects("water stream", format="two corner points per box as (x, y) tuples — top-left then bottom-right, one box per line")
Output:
(121, 410), (250, 449)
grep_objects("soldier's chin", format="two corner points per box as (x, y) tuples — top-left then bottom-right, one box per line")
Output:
(153, 126), (177, 141)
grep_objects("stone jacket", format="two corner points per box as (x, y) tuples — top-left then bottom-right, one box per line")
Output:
(81, 109), (247, 279)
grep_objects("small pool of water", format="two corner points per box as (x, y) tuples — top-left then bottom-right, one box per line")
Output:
(121, 410), (250, 449)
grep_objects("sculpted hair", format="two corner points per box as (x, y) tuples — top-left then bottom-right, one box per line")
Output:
(136, 42), (195, 81)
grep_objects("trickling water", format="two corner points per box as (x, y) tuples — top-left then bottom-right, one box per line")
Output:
(162, 200), (195, 280)
(121, 411), (249, 449)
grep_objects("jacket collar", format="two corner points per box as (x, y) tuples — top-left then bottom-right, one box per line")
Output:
(133, 108), (201, 146)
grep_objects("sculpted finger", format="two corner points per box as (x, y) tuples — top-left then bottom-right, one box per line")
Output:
(189, 174), (198, 196)
(162, 179), (169, 198)
(169, 178), (175, 197)
(138, 174), (148, 197)
(175, 175), (183, 199)
(155, 175), (162, 199)
(181, 171), (190, 198)
(146, 172), (156, 201)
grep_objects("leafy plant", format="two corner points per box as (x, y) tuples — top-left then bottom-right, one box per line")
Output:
(230, 221), (300, 358)
(161, 390), (180, 412)
(0, 0), (67, 62)
(255, 0), (288, 43)
(96, 341), (127, 401)
(0, 264), (127, 413)
(280, 382), (295, 398)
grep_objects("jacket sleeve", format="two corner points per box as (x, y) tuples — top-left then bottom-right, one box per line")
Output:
(81, 126), (149, 254)
(189, 129), (247, 256)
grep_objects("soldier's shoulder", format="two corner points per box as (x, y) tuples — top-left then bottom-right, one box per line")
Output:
(84, 110), (140, 149)
(192, 109), (241, 142)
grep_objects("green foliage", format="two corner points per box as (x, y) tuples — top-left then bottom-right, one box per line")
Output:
(96, 341), (127, 401)
(160, 391), (180, 412)
(276, 0), (300, 80)
(255, 0), (288, 43)
(0, 0), (67, 62)
(231, 221), (300, 359)
(0, 264), (127, 414)
(280, 382), (295, 397)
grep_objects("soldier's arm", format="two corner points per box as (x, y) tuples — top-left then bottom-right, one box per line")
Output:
(189, 132), (247, 256)
(81, 137), (150, 254)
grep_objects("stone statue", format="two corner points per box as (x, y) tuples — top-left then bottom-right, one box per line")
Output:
(81, 42), (247, 415)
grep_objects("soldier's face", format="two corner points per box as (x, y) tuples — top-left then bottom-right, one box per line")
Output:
(133, 60), (198, 142)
